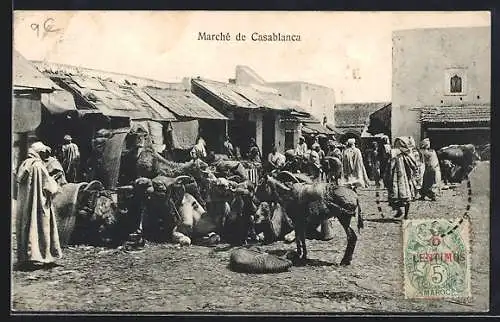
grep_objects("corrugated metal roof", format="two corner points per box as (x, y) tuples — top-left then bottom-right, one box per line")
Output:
(71, 76), (107, 91)
(13, 50), (57, 91)
(41, 89), (77, 114)
(192, 78), (310, 113)
(143, 87), (228, 120)
(420, 105), (490, 123)
(131, 86), (176, 121)
(232, 86), (307, 111)
(57, 75), (175, 121)
(192, 78), (257, 109)
(31, 61), (185, 89)
(334, 102), (390, 127)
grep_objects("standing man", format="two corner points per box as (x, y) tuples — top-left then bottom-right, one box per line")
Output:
(309, 143), (323, 180)
(365, 141), (382, 188)
(223, 135), (235, 160)
(15, 142), (62, 269)
(419, 138), (441, 201)
(380, 135), (392, 189)
(340, 138), (369, 190)
(60, 134), (80, 183)
(386, 137), (418, 219)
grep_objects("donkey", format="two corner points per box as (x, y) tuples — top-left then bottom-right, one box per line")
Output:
(257, 171), (363, 266)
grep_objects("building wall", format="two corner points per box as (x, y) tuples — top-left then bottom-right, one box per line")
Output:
(392, 27), (491, 143)
(274, 114), (297, 153)
(235, 65), (266, 86)
(269, 82), (336, 126)
(232, 66), (336, 127)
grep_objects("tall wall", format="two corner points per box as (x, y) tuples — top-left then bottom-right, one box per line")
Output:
(268, 82), (336, 126)
(233, 65), (336, 126)
(392, 26), (491, 143)
(273, 114), (301, 153)
(298, 83), (336, 126)
(235, 65), (266, 86)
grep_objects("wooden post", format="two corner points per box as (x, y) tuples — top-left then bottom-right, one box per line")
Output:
(18, 132), (28, 168)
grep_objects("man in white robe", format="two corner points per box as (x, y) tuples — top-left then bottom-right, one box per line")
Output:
(340, 138), (369, 189)
(15, 142), (62, 269)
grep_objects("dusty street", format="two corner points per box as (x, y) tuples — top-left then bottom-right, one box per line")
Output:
(11, 162), (490, 313)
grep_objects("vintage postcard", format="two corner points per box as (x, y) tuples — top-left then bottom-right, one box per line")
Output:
(11, 11), (490, 313)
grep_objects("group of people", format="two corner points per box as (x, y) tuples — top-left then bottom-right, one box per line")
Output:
(385, 137), (442, 219)
(292, 135), (369, 188)
(190, 135), (262, 164)
(212, 132), (443, 221)
(13, 129), (443, 270)
(14, 135), (81, 270)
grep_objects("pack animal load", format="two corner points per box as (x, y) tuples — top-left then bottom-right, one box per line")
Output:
(53, 180), (128, 247)
(437, 144), (481, 184)
(229, 247), (293, 274)
(259, 171), (363, 266)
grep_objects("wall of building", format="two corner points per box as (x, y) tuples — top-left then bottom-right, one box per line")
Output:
(392, 27), (491, 143)
(299, 83), (336, 126)
(269, 82), (336, 126)
(235, 65), (266, 86)
(233, 65), (336, 127)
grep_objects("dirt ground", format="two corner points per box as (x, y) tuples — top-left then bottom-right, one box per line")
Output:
(11, 162), (490, 313)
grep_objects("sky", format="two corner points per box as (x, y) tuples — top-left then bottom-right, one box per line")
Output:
(13, 11), (490, 103)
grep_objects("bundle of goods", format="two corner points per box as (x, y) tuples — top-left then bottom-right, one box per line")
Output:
(229, 247), (293, 274)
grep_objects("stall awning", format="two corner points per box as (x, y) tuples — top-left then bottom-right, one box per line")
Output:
(302, 122), (335, 135)
(170, 120), (199, 149)
(41, 89), (77, 114)
(192, 78), (309, 113)
(13, 50), (57, 92)
(144, 86), (228, 120)
(57, 76), (176, 121)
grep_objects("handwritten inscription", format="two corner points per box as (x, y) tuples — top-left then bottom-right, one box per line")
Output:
(30, 18), (62, 38)
(197, 32), (301, 42)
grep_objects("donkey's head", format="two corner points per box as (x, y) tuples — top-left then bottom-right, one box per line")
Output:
(254, 201), (272, 225)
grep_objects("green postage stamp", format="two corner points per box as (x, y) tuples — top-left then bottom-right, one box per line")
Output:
(403, 218), (471, 299)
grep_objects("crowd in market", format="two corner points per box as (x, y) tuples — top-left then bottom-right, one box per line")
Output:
(13, 128), (446, 270)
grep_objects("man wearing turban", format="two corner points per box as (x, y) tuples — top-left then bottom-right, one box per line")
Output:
(15, 142), (62, 269)
(60, 134), (80, 183)
(419, 138), (441, 201)
(386, 137), (418, 218)
(340, 138), (369, 189)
